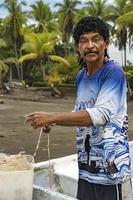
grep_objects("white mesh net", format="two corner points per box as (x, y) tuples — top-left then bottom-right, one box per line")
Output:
(0, 153), (34, 171)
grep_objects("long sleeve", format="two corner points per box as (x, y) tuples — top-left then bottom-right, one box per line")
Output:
(86, 69), (127, 126)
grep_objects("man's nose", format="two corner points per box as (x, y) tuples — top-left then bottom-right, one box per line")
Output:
(86, 40), (94, 48)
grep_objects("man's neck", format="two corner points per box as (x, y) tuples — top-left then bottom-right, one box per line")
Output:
(86, 57), (106, 76)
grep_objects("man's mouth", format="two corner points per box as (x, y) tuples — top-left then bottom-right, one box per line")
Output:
(84, 51), (98, 56)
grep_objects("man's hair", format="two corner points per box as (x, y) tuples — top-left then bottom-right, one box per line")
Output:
(73, 16), (110, 44)
(73, 16), (110, 66)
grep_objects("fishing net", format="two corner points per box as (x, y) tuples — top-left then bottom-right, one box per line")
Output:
(0, 153), (34, 171)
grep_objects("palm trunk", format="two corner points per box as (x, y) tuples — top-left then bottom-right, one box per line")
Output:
(14, 43), (21, 80)
(19, 51), (23, 81)
(121, 51), (124, 67)
(20, 64), (23, 81)
(64, 43), (68, 57)
(40, 60), (45, 82)
(124, 44), (127, 67)
(0, 67), (2, 88)
(123, 28), (127, 67)
(9, 65), (12, 82)
(127, 78), (132, 97)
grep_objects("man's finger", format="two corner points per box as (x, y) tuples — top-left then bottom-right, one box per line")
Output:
(42, 126), (51, 133)
(24, 116), (34, 124)
(25, 113), (35, 118)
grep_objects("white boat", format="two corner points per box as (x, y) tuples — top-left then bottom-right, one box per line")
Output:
(33, 154), (78, 200)
(33, 141), (133, 200)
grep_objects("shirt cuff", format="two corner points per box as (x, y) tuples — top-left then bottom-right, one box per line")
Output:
(86, 107), (108, 126)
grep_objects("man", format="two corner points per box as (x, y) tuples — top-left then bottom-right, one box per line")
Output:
(26, 16), (130, 200)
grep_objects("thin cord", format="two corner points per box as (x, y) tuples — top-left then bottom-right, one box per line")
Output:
(33, 127), (52, 189)
(116, 184), (119, 200)
(47, 133), (52, 189)
(130, 178), (133, 200)
(33, 128), (43, 158)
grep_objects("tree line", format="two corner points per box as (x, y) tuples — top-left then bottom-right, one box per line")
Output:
(0, 0), (133, 88)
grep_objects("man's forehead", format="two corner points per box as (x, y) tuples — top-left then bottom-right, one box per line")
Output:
(80, 32), (101, 38)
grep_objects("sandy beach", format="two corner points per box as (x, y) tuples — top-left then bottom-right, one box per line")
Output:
(0, 91), (133, 163)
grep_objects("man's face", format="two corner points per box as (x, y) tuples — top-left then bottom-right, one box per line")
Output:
(76, 32), (109, 63)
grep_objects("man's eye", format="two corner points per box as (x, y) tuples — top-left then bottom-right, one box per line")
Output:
(80, 39), (87, 43)
(93, 37), (102, 42)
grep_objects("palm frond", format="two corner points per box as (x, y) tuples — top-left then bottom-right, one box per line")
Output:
(18, 53), (38, 63)
(49, 55), (69, 65)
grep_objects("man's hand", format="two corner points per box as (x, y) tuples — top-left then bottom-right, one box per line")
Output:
(25, 112), (55, 129)
(25, 110), (92, 129)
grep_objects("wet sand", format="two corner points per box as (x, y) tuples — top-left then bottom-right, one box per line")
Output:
(0, 97), (133, 163)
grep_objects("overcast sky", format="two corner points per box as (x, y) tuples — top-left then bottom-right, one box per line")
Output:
(0, 0), (113, 17)
(0, 0), (70, 16)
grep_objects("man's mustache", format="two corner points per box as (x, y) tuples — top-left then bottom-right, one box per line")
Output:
(84, 50), (98, 56)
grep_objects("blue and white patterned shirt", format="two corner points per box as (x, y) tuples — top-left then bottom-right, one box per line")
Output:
(75, 60), (131, 185)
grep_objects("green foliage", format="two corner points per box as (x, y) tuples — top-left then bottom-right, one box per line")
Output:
(30, 64), (43, 82)
(19, 29), (68, 82)
(54, 0), (81, 43)
(4, 57), (18, 65)
(1, 0), (27, 48)
(116, 11), (133, 30)
(49, 55), (70, 65)
(19, 53), (38, 62)
(0, 60), (8, 74)
(115, 0), (133, 30)
(47, 54), (80, 84)
(21, 30), (59, 56)
(32, 81), (48, 87)
(105, 0), (133, 66)
(29, 0), (53, 32)
(124, 66), (133, 89)
(0, 39), (7, 48)
(84, 0), (108, 18)
(0, 59), (9, 86)
(0, 0), (133, 86)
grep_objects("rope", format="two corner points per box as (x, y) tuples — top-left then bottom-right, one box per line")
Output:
(116, 184), (119, 200)
(33, 127), (52, 189)
(130, 178), (133, 200)
(33, 128), (43, 158)
(47, 133), (52, 189)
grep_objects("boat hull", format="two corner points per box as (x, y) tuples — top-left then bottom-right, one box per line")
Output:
(33, 141), (133, 200)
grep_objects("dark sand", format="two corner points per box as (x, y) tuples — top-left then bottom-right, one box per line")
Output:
(0, 92), (133, 163)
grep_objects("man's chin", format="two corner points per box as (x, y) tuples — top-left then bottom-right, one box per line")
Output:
(84, 53), (98, 59)
(85, 57), (98, 63)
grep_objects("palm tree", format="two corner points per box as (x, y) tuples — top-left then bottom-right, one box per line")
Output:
(29, 0), (55, 32)
(104, 0), (129, 66)
(116, 12), (133, 27)
(4, 57), (18, 82)
(54, 0), (81, 44)
(115, 0), (133, 51)
(74, 7), (87, 23)
(19, 29), (69, 82)
(0, 56), (18, 88)
(84, 0), (108, 18)
(0, 60), (8, 88)
(0, 0), (27, 79)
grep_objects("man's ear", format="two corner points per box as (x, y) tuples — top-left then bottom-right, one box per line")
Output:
(105, 39), (109, 48)
(75, 43), (81, 56)
(75, 43), (78, 50)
